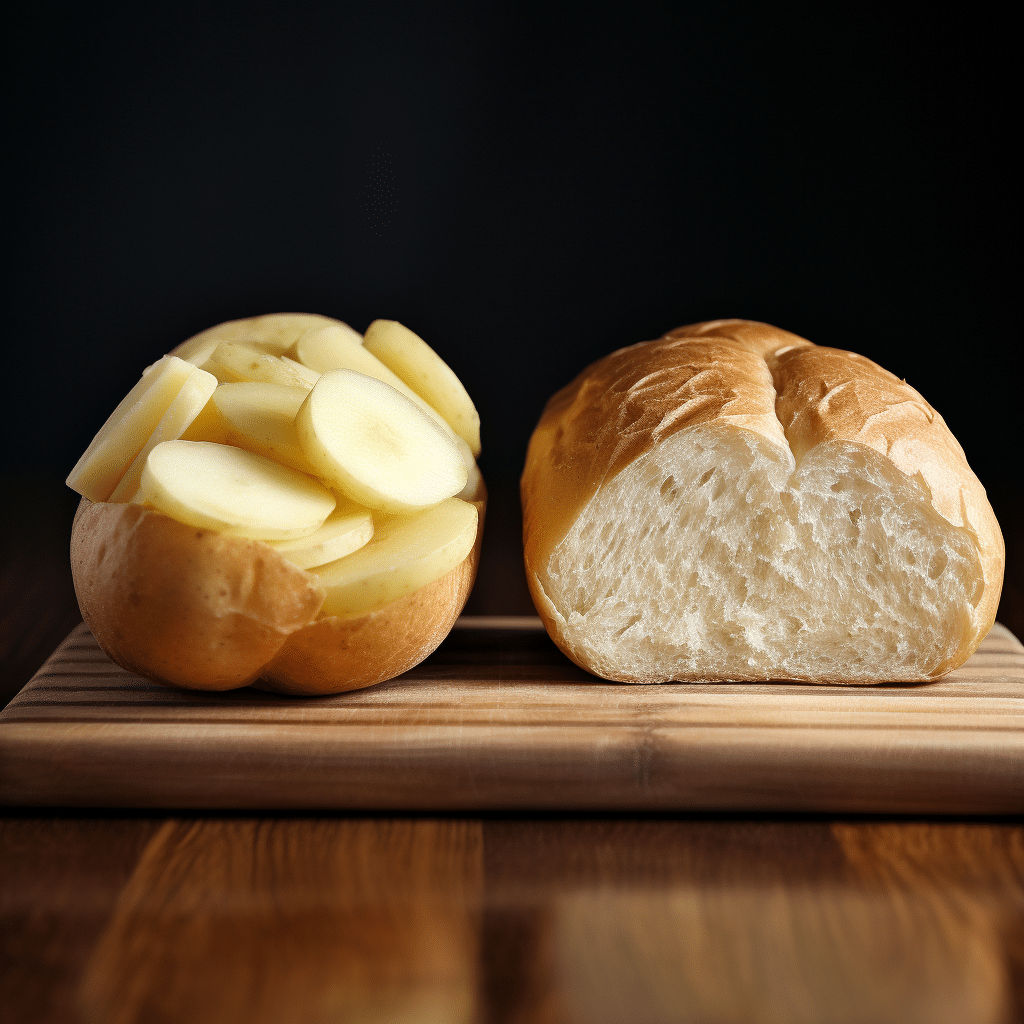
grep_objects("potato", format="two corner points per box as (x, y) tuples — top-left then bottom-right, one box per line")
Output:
(314, 498), (479, 617)
(141, 440), (335, 539)
(67, 314), (485, 694)
(267, 501), (374, 569)
(211, 382), (316, 475)
(295, 323), (478, 468)
(67, 356), (205, 503)
(295, 369), (468, 514)
(363, 319), (481, 455)
(204, 342), (320, 389)
(170, 313), (342, 363)
(108, 367), (218, 502)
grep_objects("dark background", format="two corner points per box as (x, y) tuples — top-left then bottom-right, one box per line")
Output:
(6, 4), (1020, 630)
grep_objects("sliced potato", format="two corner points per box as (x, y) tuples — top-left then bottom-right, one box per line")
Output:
(141, 440), (335, 540)
(171, 313), (342, 363)
(178, 395), (228, 444)
(295, 370), (468, 514)
(108, 366), (218, 502)
(314, 498), (478, 617)
(67, 355), (198, 503)
(294, 324), (480, 484)
(205, 343), (320, 389)
(267, 502), (374, 569)
(294, 325), (470, 450)
(456, 458), (483, 503)
(363, 319), (481, 455)
(211, 382), (315, 475)
(172, 337), (281, 369)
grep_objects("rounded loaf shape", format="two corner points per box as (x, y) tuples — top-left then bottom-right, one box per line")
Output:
(71, 477), (485, 694)
(520, 319), (1004, 684)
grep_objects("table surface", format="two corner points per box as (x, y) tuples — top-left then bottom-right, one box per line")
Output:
(2, 481), (1022, 1024)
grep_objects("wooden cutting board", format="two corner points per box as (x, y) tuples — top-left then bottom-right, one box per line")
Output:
(1, 618), (1022, 814)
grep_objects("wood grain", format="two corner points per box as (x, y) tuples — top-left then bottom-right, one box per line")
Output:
(480, 818), (1024, 1024)
(2, 620), (1022, 813)
(76, 818), (483, 1024)
(0, 816), (161, 1024)
(3, 816), (1021, 1024)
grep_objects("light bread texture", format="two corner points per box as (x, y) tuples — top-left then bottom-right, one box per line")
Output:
(521, 320), (1003, 684)
(71, 483), (484, 694)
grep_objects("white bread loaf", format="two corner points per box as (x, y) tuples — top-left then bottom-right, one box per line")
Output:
(520, 320), (1004, 684)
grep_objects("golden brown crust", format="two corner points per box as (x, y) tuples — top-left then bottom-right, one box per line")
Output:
(769, 344), (1003, 650)
(521, 327), (796, 584)
(71, 482), (485, 694)
(521, 319), (1004, 681)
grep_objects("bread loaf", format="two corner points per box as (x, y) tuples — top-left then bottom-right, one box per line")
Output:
(520, 319), (1003, 683)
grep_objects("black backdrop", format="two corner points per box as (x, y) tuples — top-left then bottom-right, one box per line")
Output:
(9, 5), (1020, 623)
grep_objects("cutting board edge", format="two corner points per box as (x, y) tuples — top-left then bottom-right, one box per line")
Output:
(3, 719), (1021, 815)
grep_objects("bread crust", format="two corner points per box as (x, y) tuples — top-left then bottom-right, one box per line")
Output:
(71, 483), (484, 693)
(521, 319), (1004, 683)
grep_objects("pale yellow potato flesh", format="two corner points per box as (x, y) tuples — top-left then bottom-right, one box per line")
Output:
(67, 355), (198, 503)
(171, 337), (281, 369)
(108, 366), (218, 502)
(363, 319), (481, 456)
(314, 498), (478, 617)
(141, 440), (335, 540)
(294, 325), (468, 449)
(266, 503), (375, 569)
(178, 395), (228, 443)
(211, 382), (317, 476)
(457, 458), (483, 503)
(294, 323), (480, 490)
(204, 343), (320, 389)
(70, 315), (482, 637)
(171, 313), (341, 363)
(295, 370), (467, 513)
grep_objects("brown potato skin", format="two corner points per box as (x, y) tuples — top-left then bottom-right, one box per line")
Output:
(257, 537), (481, 695)
(71, 500), (327, 690)
(70, 486), (484, 695)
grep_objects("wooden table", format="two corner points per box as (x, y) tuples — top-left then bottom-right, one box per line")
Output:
(2, 480), (1022, 1024)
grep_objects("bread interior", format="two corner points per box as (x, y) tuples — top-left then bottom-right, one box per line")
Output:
(541, 423), (984, 682)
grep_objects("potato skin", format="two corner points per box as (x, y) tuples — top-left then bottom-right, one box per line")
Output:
(258, 537), (481, 695)
(70, 488), (483, 694)
(71, 500), (327, 690)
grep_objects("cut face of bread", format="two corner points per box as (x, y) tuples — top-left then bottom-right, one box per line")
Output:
(522, 320), (1003, 684)
(542, 425), (984, 682)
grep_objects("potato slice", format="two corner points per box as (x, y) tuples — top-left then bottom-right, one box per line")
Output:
(294, 324), (480, 483)
(67, 355), (198, 503)
(294, 324), (472, 452)
(314, 498), (478, 617)
(457, 458), (483, 502)
(211, 382), (316, 475)
(178, 395), (228, 444)
(108, 366), (218, 502)
(363, 319), (481, 456)
(171, 313), (343, 363)
(295, 370), (468, 514)
(267, 502), (374, 569)
(173, 337), (280, 369)
(205, 343), (320, 389)
(141, 440), (335, 540)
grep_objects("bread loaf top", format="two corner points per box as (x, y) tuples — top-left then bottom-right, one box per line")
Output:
(521, 320), (1004, 683)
